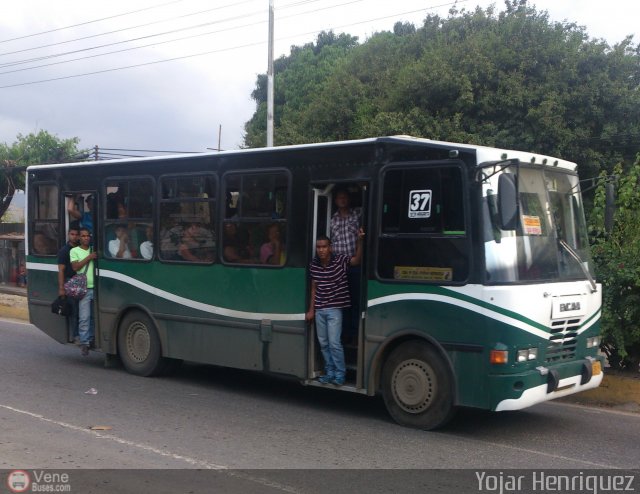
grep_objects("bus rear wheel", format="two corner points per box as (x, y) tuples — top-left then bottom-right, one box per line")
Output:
(117, 311), (166, 377)
(382, 341), (455, 430)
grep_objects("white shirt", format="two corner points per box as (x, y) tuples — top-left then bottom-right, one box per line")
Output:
(139, 241), (153, 260)
(108, 238), (132, 259)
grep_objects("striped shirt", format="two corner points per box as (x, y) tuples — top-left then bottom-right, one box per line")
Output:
(309, 254), (351, 310)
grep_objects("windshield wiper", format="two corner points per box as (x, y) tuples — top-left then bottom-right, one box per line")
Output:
(559, 239), (597, 293)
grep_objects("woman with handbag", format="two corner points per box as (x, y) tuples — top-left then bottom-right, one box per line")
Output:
(70, 228), (98, 356)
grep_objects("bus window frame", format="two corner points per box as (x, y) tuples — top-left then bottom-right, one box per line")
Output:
(28, 180), (60, 257)
(220, 167), (291, 268)
(102, 175), (156, 263)
(157, 171), (217, 265)
(374, 160), (472, 285)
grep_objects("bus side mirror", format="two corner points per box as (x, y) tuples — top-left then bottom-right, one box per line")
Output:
(604, 182), (615, 233)
(498, 173), (518, 230)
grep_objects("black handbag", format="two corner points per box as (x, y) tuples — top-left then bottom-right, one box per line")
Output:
(51, 296), (72, 316)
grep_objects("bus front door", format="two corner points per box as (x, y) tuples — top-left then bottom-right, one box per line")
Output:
(308, 182), (368, 389)
(64, 190), (99, 347)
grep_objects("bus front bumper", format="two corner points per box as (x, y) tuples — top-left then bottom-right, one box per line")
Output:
(492, 356), (605, 412)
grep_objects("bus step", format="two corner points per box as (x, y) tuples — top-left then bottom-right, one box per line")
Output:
(305, 380), (367, 394)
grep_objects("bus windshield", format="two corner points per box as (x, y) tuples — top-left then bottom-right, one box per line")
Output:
(482, 165), (593, 283)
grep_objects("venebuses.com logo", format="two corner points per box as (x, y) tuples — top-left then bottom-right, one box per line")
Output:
(6, 470), (30, 493)
(6, 470), (71, 492)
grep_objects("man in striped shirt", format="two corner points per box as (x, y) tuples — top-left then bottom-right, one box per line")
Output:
(305, 229), (364, 385)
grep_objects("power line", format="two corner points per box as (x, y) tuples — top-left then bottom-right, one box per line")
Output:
(99, 147), (201, 153)
(0, 1), (462, 89)
(0, 40), (264, 89)
(0, 0), (187, 45)
(0, 1), (348, 75)
(0, 11), (262, 69)
(0, 18), (266, 76)
(0, 0), (258, 59)
(0, 0), (326, 72)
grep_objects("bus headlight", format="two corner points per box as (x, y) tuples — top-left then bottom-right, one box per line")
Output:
(586, 336), (601, 349)
(517, 347), (538, 362)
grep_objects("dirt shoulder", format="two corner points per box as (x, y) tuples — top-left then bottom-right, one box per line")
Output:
(0, 292), (29, 321)
(559, 369), (640, 413)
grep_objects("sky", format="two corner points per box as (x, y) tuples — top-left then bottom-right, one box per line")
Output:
(0, 0), (637, 157)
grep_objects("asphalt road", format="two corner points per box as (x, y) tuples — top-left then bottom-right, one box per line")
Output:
(1, 319), (639, 493)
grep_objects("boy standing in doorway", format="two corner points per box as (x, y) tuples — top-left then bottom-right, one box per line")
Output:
(305, 229), (364, 385)
(70, 228), (98, 356)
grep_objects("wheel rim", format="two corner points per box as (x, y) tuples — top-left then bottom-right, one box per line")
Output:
(391, 358), (436, 414)
(125, 321), (151, 363)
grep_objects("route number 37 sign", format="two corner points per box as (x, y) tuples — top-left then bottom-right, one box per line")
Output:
(408, 189), (432, 219)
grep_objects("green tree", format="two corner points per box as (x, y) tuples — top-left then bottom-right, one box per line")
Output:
(244, 1), (640, 181)
(590, 158), (640, 370)
(243, 31), (358, 147)
(0, 130), (84, 220)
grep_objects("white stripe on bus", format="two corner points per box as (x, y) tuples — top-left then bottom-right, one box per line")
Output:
(368, 292), (600, 340)
(27, 262), (600, 335)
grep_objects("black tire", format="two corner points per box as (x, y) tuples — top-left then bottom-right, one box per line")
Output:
(117, 311), (166, 377)
(382, 341), (455, 430)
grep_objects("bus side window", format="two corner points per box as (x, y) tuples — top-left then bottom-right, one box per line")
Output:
(104, 177), (154, 261)
(30, 183), (59, 256)
(222, 171), (288, 267)
(158, 174), (216, 264)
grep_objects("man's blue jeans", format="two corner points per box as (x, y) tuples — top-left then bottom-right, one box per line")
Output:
(68, 297), (79, 341)
(78, 288), (94, 346)
(315, 308), (345, 379)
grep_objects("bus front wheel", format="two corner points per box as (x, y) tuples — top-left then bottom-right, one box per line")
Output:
(117, 311), (166, 377)
(382, 341), (455, 430)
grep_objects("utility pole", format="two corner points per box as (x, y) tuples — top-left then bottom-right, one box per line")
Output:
(266, 0), (274, 147)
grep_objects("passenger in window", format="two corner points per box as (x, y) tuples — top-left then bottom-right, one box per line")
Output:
(67, 195), (94, 234)
(178, 221), (214, 262)
(32, 232), (56, 255)
(260, 223), (284, 265)
(330, 188), (362, 344)
(159, 210), (182, 260)
(108, 224), (132, 259)
(223, 222), (254, 263)
(139, 225), (154, 260)
(107, 191), (127, 219)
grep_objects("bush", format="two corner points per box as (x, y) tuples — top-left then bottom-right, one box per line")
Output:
(590, 157), (640, 371)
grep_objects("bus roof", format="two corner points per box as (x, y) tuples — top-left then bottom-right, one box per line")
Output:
(26, 135), (578, 172)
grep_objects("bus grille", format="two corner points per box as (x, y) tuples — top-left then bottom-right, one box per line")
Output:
(545, 318), (580, 362)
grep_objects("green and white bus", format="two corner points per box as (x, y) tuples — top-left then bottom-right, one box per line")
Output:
(26, 136), (604, 429)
